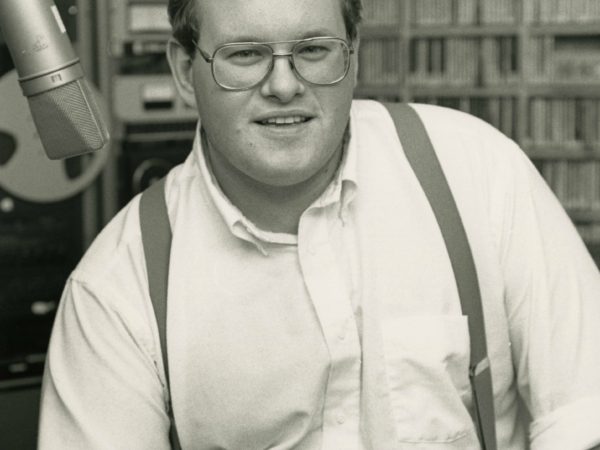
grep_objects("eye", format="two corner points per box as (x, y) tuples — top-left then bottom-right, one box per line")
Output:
(229, 49), (262, 59)
(220, 46), (266, 66)
(297, 45), (330, 58)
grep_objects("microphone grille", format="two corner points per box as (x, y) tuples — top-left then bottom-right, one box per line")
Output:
(27, 78), (110, 160)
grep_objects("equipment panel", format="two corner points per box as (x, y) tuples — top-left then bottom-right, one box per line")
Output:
(102, 0), (195, 209)
(109, 0), (171, 57)
(0, 193), (82, 381)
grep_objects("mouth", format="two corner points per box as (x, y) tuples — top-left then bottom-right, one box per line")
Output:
(254, 114), (314, 128)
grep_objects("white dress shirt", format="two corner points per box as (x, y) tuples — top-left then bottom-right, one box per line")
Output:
(38, 100), (600, 450)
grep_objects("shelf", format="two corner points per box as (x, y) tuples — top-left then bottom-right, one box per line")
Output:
(361, 24), (522, 39)
(569, 209), (600, 224)
(409, 24), (520, 38)
(355, 85), (404, 99)
(361, 25), (403, 38)
(529, 23), (600, 36)
(361, 23), (600, 38)
(408, 85), (521, 97)
(526, 83), (600, 97)
(357, 85), (600, 100)
(0, 375), (42, 390)
(585, 241), (600, 258)
(523, 143), (600, 160)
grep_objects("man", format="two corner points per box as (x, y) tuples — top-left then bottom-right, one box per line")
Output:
(38, 0), (600, 448)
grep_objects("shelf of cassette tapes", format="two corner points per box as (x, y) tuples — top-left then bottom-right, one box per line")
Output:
(524, 0), (600, 256)
(357, 0), (404, 100)
(408, 96), (520, 141)
(537, 159), (600, 239)
(356, 0), (600, 263)
(357, 0), (522, 97)
(526, 0), (600, 26)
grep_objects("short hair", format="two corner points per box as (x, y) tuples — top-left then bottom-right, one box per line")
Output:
(168, 0), (363, 55)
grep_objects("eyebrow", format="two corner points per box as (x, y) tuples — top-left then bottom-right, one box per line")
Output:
(216, 29), (340, 45)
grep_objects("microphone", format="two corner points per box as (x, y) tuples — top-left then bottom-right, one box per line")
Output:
(0, 0), (109, 160)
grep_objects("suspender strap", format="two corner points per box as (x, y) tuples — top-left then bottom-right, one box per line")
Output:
(139, 177), (182, 450)
(382, 102), (497, 450)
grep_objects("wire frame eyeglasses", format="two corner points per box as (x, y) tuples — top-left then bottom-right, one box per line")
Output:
(194, 36), (355, 91)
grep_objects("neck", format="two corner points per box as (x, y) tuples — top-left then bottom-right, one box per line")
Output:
(204, 135), (345, 235)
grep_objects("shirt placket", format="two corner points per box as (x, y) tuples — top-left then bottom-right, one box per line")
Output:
(299, 206), (362, 450)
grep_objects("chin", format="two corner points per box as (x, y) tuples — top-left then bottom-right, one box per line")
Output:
(251, 169), (314, 188)
(251, 158), (328, 186)
(243, 152), (327, 187)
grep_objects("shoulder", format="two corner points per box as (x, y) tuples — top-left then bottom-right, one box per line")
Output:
(409, 103), (522, 162)
(351, 99), (529, 174)
(352, 99), (513, 148)
(70, 192), (147, 304)
(73, 163), (189, 292)
(349, 100), (543, 235)
(410, 102), (498, 135)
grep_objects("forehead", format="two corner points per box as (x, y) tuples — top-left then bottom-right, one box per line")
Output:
(196, 0), (346, 45)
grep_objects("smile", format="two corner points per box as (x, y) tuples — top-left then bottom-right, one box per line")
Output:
(258, 116), (312, 126)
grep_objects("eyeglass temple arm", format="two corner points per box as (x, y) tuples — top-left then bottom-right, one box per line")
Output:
(192, 40), (213, 63)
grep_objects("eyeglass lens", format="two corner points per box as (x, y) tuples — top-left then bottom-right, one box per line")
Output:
(212, 38), (350, 89)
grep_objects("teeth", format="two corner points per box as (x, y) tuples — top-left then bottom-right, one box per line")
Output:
(261, 116), (308, 125)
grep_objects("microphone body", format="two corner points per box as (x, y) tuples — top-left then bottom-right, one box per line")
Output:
(0, 0), (109, 160)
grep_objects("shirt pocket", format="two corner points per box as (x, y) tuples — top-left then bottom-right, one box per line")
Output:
(380, 314), (474, 444)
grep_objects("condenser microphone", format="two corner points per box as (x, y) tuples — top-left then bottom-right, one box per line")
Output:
(0, 0), (109, 160)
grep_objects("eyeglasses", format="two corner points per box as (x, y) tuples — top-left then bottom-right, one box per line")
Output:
(194, 36), (354, 91)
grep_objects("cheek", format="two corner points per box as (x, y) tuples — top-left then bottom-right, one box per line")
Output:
(196, 88), (245, 142)
(194, 68), (233, 125)
(318, 85), (353, 130)
(195, 90), (257, 169)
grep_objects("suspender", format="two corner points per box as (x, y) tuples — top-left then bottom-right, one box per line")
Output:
(383, 103), (497, 449)
(139, 176), (182, 450)
(139, 102), (497, 450)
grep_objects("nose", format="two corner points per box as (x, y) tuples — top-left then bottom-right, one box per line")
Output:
(259, 54), (305, 102)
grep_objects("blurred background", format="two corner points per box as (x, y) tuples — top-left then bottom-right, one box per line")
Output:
(0, 0), (599, 448)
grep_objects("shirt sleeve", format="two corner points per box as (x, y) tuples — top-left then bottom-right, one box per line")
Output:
(38, 276), (171, 450)
(494, 144), (600, 450)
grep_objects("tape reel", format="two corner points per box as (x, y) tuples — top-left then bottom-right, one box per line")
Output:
(0, 70), (110, 203)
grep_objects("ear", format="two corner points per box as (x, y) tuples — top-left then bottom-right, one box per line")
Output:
(166, 37), (198, 108)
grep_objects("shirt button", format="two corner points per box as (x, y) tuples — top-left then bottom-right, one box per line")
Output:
(336, 413), (346, 425)
(338, 330), (347, 341)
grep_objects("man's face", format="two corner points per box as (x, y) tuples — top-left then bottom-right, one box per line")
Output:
(189, 0), (357, 188)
